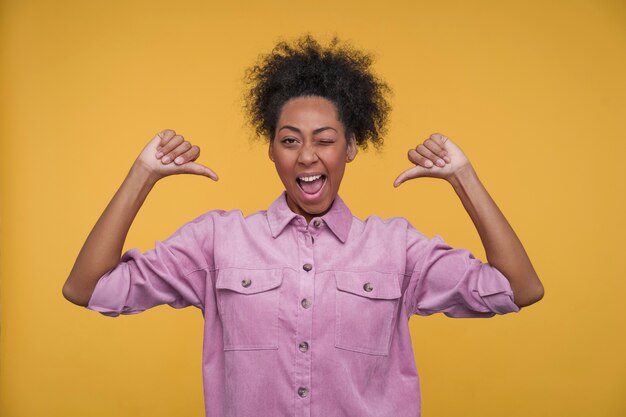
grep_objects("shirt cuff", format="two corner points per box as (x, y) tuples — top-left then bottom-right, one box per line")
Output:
(84, 253), (135, 317)
(477, 264), (521, 314)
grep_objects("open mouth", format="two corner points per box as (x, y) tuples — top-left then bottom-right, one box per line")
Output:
(296, 174), (327, 196)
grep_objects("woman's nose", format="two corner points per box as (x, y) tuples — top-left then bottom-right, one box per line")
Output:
(297, 143), (319, 164)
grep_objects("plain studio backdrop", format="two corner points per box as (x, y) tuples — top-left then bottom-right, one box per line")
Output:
(1, 0), (624, 416)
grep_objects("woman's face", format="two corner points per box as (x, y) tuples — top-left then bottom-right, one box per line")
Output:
(269, 95), (357, 223)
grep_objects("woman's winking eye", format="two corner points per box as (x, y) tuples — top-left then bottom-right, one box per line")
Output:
(280, 137), (336, 145)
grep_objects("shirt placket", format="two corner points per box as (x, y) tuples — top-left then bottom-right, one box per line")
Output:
(294, 217), (323, 417)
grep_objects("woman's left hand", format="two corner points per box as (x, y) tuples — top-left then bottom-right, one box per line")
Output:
(393, 133), (472, 187)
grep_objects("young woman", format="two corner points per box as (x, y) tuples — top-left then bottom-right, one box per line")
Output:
(63, 35), (544, 417)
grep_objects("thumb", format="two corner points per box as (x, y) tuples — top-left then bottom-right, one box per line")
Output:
(393, 165), (429, 188)
(178, 161), (219, 181)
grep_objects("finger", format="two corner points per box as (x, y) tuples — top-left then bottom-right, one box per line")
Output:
(430, 133), (452, 163)
(157, 129), (176, 147)
(158, 135), (185, 163)
(393, 165), (427, 188)
(408, 148), (436, 168)
(179, 161), (219, 181)
(429, 133), (450, 149)
(423, 138), (447, 159)
(161, 141), (192, 164)
(173, 145), (199, 165)
(416, 144), (445, 167)
(188, 146), (200, 162)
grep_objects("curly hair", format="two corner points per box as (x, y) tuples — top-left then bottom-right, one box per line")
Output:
(242, 34), (392, 151)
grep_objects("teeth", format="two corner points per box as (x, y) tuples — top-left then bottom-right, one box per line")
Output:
(299, 174), (323, 182)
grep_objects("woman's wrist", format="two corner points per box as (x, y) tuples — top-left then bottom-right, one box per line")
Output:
(447, 163), (478, 191)
(130, 159), (161, 187)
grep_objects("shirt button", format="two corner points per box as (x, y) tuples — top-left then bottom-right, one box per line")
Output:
(363, 282), (373, 292)
(298, 387), (309, 398)
(313, 219), (321, 228)
(241, 278), (252, 288)
(301, 298), (312, 309)
(303, 263), (313, 272)
(299, 341), (309, 352)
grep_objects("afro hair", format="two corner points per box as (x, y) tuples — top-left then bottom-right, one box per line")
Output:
(242, 34), (392, 151)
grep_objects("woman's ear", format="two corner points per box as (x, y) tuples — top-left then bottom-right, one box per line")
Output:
(346, 134), (358, 162)
(268, 139), (274, 162)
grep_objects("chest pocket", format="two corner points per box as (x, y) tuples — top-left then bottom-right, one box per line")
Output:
(334, 271), (402, 356)
(216, 268), (283, 350)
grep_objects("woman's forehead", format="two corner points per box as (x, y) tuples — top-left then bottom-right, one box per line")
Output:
(277, 96), (343, 129)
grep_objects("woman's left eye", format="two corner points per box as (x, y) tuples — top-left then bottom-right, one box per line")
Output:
(319, 140), (335, 145)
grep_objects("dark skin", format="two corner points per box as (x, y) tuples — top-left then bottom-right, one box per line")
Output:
(393, 132), (544, 307)
(271, 95), (543, 308)
(63, 95), (543, 310)
(268, 96), (357, 224)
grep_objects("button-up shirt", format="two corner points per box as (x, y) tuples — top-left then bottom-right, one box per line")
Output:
(86, 191), (519, 417)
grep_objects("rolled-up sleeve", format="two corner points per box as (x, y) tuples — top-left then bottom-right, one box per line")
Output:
(403, 225), (520, 318)
(86, 212), (215, 317)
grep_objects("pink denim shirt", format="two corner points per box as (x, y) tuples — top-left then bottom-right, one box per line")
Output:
(87, 191), (519, 417)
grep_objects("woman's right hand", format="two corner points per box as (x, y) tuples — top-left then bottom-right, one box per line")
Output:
(134, 129), (219, 182)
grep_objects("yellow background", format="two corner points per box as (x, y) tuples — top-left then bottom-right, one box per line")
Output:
(1, 0), (625, 416)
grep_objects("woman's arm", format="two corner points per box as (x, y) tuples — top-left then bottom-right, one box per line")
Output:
(62, 162), (157, 306)
(394, 133), (544, 308)
(447, 165), (543, 308)
(62, 129), (218, 306)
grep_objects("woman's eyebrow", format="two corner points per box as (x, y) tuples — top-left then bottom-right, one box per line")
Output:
(278, 125), (338, 134)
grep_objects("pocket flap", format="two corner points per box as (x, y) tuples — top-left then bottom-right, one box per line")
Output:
(335, 271), (401, 300)
(216, 268), (283, 295)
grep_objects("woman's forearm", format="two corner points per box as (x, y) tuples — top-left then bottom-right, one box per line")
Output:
(62, 161), (159, 307)
(448, 165), (544, 308)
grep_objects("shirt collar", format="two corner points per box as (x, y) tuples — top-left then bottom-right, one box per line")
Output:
(267, 191), (353, 243)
